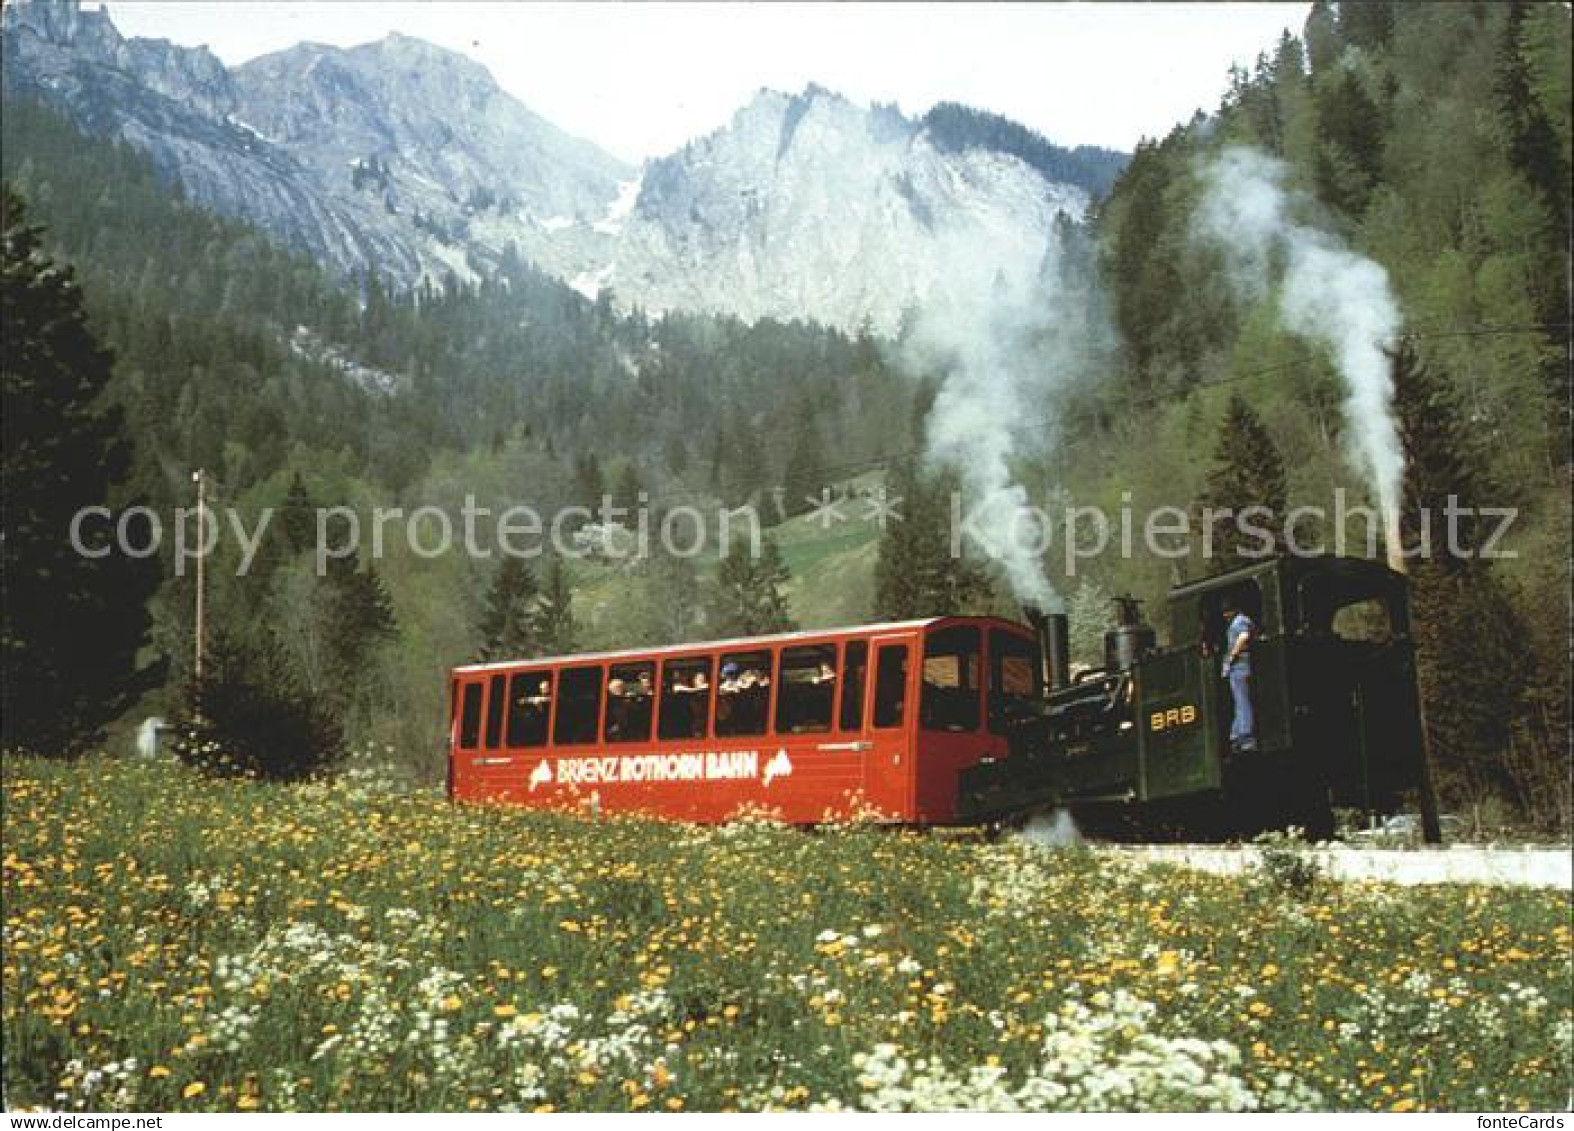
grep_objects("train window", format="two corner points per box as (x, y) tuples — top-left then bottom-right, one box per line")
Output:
(921, 626), (981, 731)
(839, 640), (868, 731)
(605, 662), (656, 743)
(776, 645), (837, 734)
(659, 657), (712, 740)
(873, 644), (909, 729)
(716, 650), (774, 737)
(989, 629), (1042, 733)
(553, 666), (603, 745)
(506, 672), (552, 748)
(1299, 573), (1394, 644)
(484, 674), (507, 748)
(1331, 599), (1392, 644)
(458, 682), (484, 748)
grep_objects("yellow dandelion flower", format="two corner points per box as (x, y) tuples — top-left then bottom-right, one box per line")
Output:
(182, 1081), (206, 1099)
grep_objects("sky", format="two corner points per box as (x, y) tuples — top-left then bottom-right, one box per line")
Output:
(106, 1), (1310, 164)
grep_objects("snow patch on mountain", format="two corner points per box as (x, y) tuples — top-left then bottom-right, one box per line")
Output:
(593, 175), (644, 236)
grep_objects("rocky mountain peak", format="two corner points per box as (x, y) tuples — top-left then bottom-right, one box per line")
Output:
(3, 8), (1124, 332)
(3, 0), (121, 56)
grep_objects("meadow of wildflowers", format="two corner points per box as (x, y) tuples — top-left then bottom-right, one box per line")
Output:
(3, 755), (1569, 1112)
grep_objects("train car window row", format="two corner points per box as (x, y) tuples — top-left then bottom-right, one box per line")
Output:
(455, 626), (1038, 751)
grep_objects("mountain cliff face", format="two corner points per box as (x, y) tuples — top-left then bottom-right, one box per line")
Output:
(2, 0), (1121, 331)
(607, 87), (1092, 331)
(1, 0), (631, 284)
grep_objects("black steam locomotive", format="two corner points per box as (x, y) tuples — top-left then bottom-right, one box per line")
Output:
(959, 553), (1442, 842)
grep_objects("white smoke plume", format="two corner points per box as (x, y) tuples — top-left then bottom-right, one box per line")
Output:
(1017, 807), (1084, 848)
(1195, 147), (1406, 555)
(904, 218), (1102, 613)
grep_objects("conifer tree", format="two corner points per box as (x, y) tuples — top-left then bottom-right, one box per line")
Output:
(1, 183), (159, 752)
(1313, 65), (1385, 215)
(780, 400), (828, 519)
(1195, 394), (1290, 571)
(535, 556), (577, 656)
(477, 555), (540, 661)
(637, 552), (708, 644)
(610, 462), (644, 515)
(873, 462), (991, 619)
(177, 629), (341, 781)
(279, 470), (317, 555)
(1493, 0), (1568, 246)
(1392, 342), (1533, 810)
(573, 452), (605, 509)
(724, 412), (770, 509)
(322, 557), (397, 712)
(712, 534), (796, 636)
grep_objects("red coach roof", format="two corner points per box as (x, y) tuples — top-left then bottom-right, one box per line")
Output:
(451, 616), (1030, 675)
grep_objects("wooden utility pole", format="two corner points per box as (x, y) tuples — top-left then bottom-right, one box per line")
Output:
(193, 468), (206, 697)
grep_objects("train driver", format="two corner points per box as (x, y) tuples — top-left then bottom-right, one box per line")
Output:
(1221, 601), (1257, 753)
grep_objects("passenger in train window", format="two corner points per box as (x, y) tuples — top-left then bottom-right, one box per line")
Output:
(605, 677), (626, 737)
(527, 678), (552, 706)
(811, 661), (837, 685)
(669, 669), (701, 694)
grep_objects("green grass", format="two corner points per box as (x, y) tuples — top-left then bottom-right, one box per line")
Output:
(570, 472), (887, 645)
(4, 754), (1570, 1111)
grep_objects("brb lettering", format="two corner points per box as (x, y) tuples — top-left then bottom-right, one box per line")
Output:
(1148, 705), (1198, 732)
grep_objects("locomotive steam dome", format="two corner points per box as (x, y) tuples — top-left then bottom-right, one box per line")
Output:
(1103, 596), (1156, 671)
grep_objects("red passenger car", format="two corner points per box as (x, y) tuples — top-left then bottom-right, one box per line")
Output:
(447, 616), (1042, 824)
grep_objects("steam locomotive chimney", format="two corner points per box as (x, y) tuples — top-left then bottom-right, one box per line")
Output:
(1023, 603), (1071, 691)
